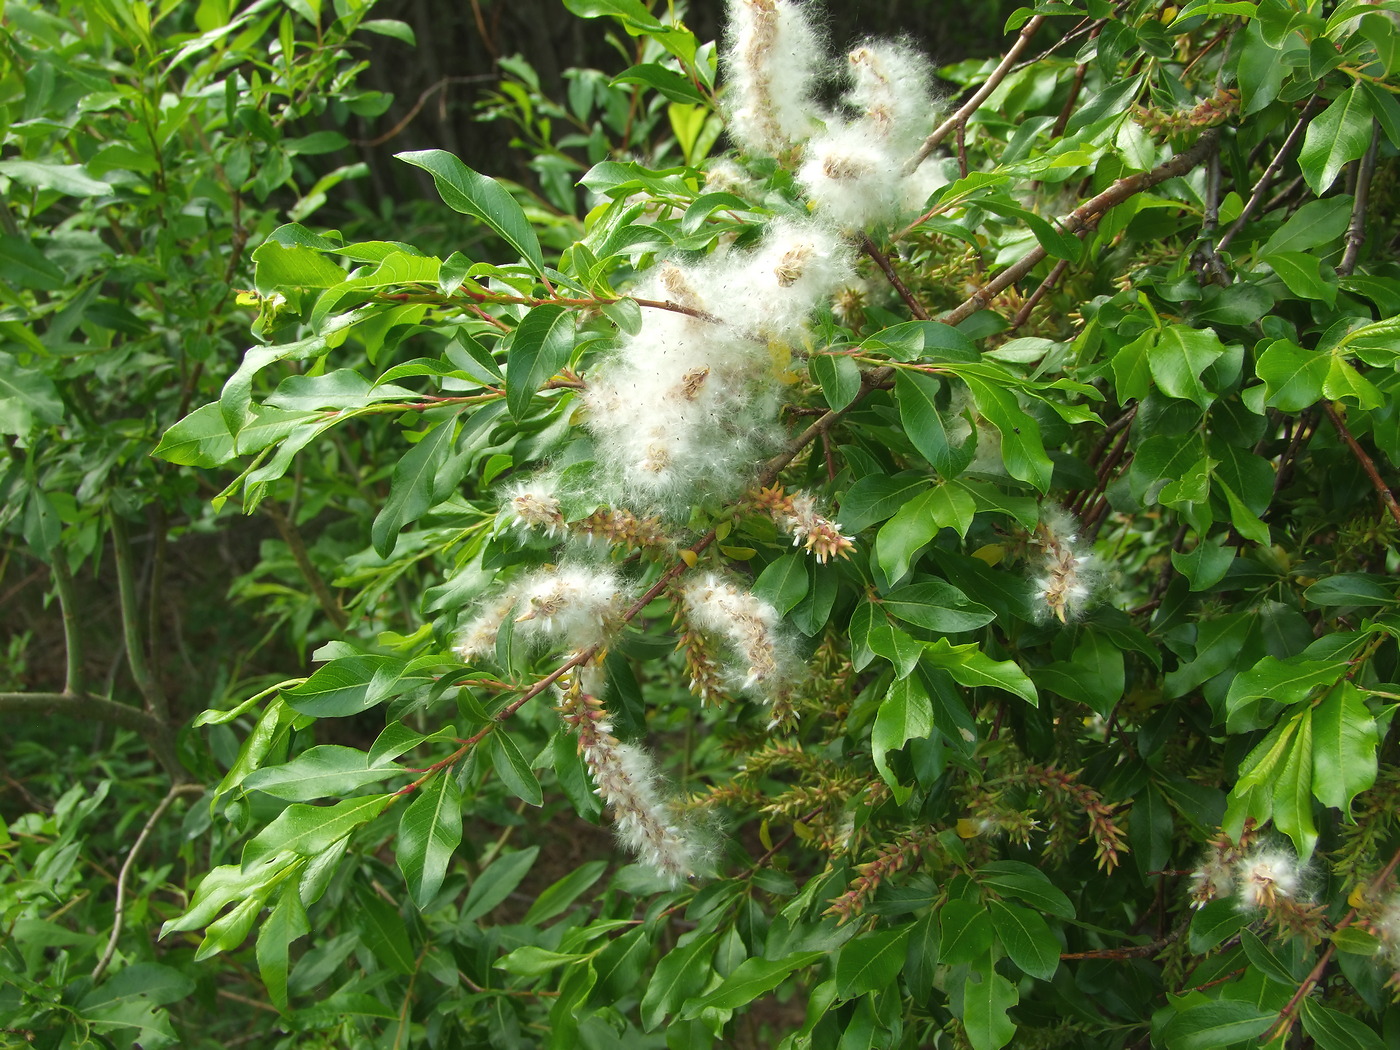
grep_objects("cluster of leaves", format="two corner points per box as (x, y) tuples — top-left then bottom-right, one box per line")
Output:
(10, 0), (1400, 1047)
(0, 0), (413, 1044)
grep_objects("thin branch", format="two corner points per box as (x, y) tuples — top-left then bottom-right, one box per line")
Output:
(265, 503), (349, 632)
(908, 15), (1046, 170)
(1216, 97), (1322, 252)
(110, 512), (167, 721)
(942, 129), (1221, 326)
(353, 76), (495, 148)
(1339, 121), (1381, 277)
(1008, 258), (1070, 331)
(92, 783), (205, 981)
(1324, 402), (1400, 529)
(52, 557), (85, 697)
(859, 235), (929, 320)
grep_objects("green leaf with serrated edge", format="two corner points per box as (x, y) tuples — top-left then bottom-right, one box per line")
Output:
(284, 655), (397, 718)
(961, 952), (1018, 1050)
(1255, 339), (1328, 412)
(1305, 574), (1395, 606)
(940, 899), (994, 965)
(1188, 898), (1249, 953)
(923, 638), (1038, 706)
(506, 305), (575, 420)
(881, 580), (996, 633)
(680, 951), (823, 1016)
(371, 415), (458, 557)
(894, 369), (973, 478)
(153, 403), (237, 467)
(396, 150), (544, 272)
(523, 860), (608, 926)
(242, 795), (391, 867)
(872, 674), (933, 795)
(1311, 681), (1378, 813)
(461, 846), (540, 923)
(1148, 325), (1227, 409)
(1299, 998), (1387, 1050)
(810, 352), (861, 410)
(753, 553), (809, 615)
(487, 729), (543, 806)
(1301, 84), (1376, 194)
(978, 862), (1075, 919)
(242, 745), (404, 801)
(397, 772), (463, 908)
(838, 474), (930, 533)
(1161, 1000), (1273, 1050)
(835, 925), (911, 999)
(988, 900), (1058, 980)
(1225, 655), (1347, 732)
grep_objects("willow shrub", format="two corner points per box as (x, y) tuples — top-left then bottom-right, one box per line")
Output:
(150, 0), (1400, 1047)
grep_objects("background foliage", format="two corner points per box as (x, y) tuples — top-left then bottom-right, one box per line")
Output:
(5, 1), (1400, 1048)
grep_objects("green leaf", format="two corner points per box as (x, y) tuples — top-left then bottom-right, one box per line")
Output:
(961, 952), (1018, 1050)
(356, 890), (416, 974)
(1188, 898), (1250, 952)
(872, 674), (933, 795)
(0, 159), (109, 196)
(523, 860), (609, 926)
(1148, 325), (1227, 410)
(1111, 329), (1154, 403)
(243, 795), (392, 865)
(255, 886), (309, 1010)
(850, 601), (924, 677)
(461, 846), (540, 923)
(396, 149), (544, 272)
(1162, 1001), (1273, 1050)
(961, 372), (1053, 491)
(1171, 536), (1235, 591)
(1299, 85), (1375, 194)
(1323, 356), (1383, 409)
(753, 553), (810, 615)
(640, 931), (718, 1030)
(988, 900), (1059, 980)
(876, 484), (975, 582)
(397, 772), (463, 908)
(1255, 339), (1328, 412)
(251, 240), (347, 293)
(894, 369), (973, 478)
(810, 353), (861, 410)
(681, 951), (823, 1016)
(1311, 682), (1378, 813)
(1224, 655), (1347, 732)
(371, 416), (459, 557)
(923, 637), (1038, 706)
(488, 729), (543, 807)
(1299, 998), (1386, 1050)
(1237, 19), (1287, 114)
(835, 925), (911, 999)
(1130, 780), (1173, 881)
(614, 62), (704, 104)
(506, 305), (575, 420)
(0, 234), (65, 290)
(978, 862), (1075, 920)
(1272, 707), (1318, 858)
(881, 580), (996, 633)
(1305, 574), (1395, 606)
(940, 899), (994, 965)
(284, 655), (397, 718)
(1260, 197), (1354, 255)
(1263, 251), (1337, 306)
(242, 745), (404, 801)
(0, 353), (65, 436)
(838, 474), (930, 533)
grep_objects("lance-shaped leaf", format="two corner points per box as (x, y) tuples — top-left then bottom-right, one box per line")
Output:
(397, 771), (463, 907)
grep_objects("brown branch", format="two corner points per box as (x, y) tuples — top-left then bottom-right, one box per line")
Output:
(941, 129), (1221, 327)
(0, 691), (183, 778)
(92, 782), (205, 981)
(908, 15), (1047, 170)
(1324, 402), (1400, 529)
(354, 76), (496, 148)
(265, 503), (349, 632)
(1216, 97), (1321, 252)
(860, 235), (929, 320)
(1008, 257), (1070, 331)
(1339, 121), (1380, 277)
